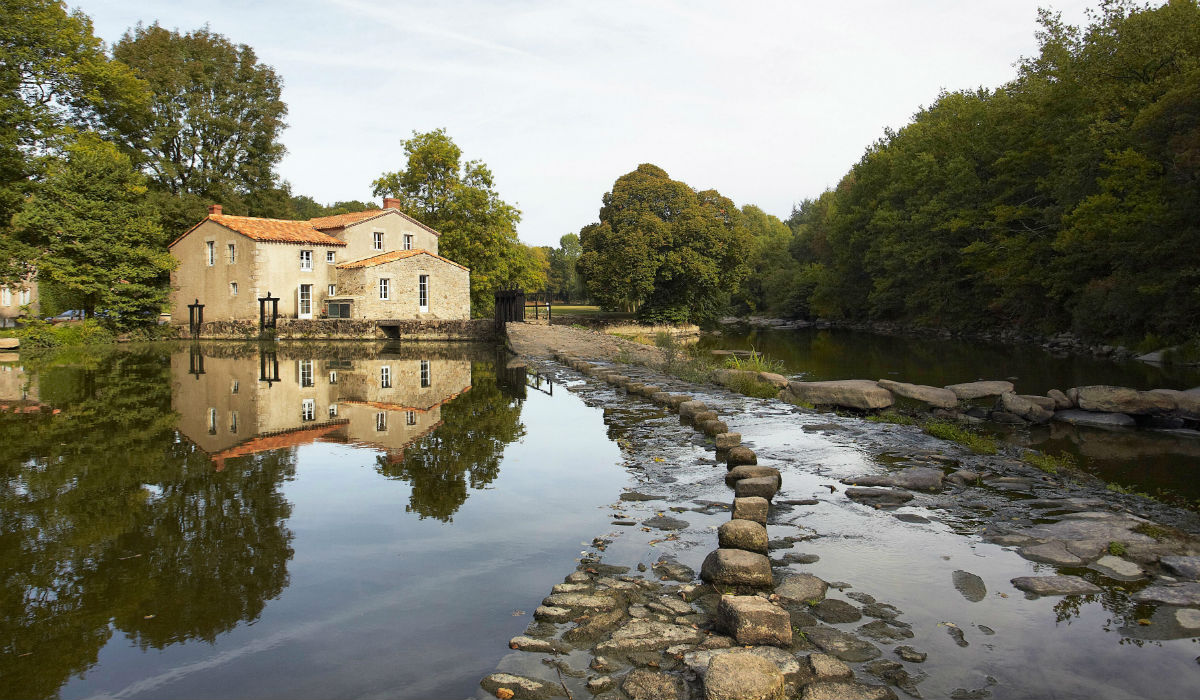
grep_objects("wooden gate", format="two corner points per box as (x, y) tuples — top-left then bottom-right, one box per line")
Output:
(495, 288), (525, 331)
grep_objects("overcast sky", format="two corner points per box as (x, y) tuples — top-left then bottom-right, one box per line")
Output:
(82, 0), (1099, 247)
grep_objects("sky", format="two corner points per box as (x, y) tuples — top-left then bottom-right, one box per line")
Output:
(81, 0), (1099, 247)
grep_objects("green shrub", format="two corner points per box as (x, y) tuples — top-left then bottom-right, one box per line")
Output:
(923, 420), (997, 454)
(724, 373), (781, 399)
(723, 350), (783, 374)
(17, 318), (115, 348)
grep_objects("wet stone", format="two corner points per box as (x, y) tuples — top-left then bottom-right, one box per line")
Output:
(776, 553), (821, 566)
(701, 419), (730, 436)
(533, 605), (572, 623)
(777, 573), (829, 605)
(945, 625), (968, 647)
(1088, 555), (1145, 581)
(845, 487), (914, 506)
(717, 595), (793, 647)
(812, 599), (863, 623)
(718, 519), (769, 554)
(895, 646), (927, 663)
(1010, 575), (1102, 597)
(700, 549), (773, 588)
(679, 400), (709, 419)
(893, 513), (930, 524)
(800, 626), (882, 662)
(1132, 582), (1200, 606)
(508, 636), (567, 653)
(732, 497), (770, 526)
(1018, 540), (1085, 566)
(621, 669), (685, 700)
(952, 570), (987, 602)
(727, 447), (758, 467)
(586, 676), (616, 693)
(736, 476), (780, 501)
(480, 672), (564, 700)
(858, 620), (915, 642)
(643, 515), (689, 531)
(801, 680), (898, 700)
(715, 432), (742, 449)
(704, 651), (786, 700)
(1161, 556), (1200, 580)
(861, 603), (901, 620)
(693, 410), (720, 425)
(542, 592), (619, 610)
(620, 491), (665, 502)
(653, 560), (696, 582)
(726, 465), (782, 487)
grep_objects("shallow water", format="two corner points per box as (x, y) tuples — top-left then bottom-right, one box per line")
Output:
(0, 342), (627, 700)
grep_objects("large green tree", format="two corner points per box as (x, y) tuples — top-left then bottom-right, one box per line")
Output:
(577, 164), (751, 323)
(12, 133), (174, 323)
(371, 129), (526, 315)
(546, 233), (586, 303)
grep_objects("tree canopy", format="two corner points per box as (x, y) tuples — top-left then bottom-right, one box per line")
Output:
(577, 164), (751, 323)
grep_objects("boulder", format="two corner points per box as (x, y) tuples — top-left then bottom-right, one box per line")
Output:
(1047, 388), (1073, 409)
(783, 380), (894, 410)
(944, 380), (1014, 401)
(735, 477), (779, 501)
(841, 467), (943, 492)
(650, 391), (674, 405)
(1052, 409), (1135, 428)
(716, 432), (742, 449)
(480, 672), (564, 700)
(845, 487), (914, 506)
(1010, 575), (1102, 596)
(1001, 392), (1054, 423)
(726, 465), (783, 488)
(701, 419), (730, 436)
(1160, 555), (1200, 580)
(700, 548), (774, 587)
(1149, 389), (1200, 419)
(718, 519), (769, 554)
(712, 368), (759, 386)
(759, 372), (790, 389)
(727, 447), (758, 467)
(1072, 385), (1175, 415)
(776, 573), (828, 605)
(732, 497), (770, 525)
(876, 379), (958, 409)
(636, 384), (662, 397)
(679, 400), (709, 418)
(704, 652), (786, 700)
(666, 394), (693, 409)
(693, 410), (720, 425)
(716, 595), (793, 646)
(621, 669), (686, 700)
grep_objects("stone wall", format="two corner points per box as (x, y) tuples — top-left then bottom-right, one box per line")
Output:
(185, 318), (494, 341)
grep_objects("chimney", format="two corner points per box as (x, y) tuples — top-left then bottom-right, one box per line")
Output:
(208, 204), (223, 216)
(382, 197), (401, 210)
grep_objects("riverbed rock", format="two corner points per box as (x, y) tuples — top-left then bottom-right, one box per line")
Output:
(621, 669), (685, 699)
(812, 599), (863, 623)
(894, 646), (927, 663)
(717, 595), (793, 646)
(841, 467), (944, 492)
(876, 379), (958, 409)
(620, 491), (665, 502)
(1001, 392), (1054, 423)
(952, 570), (987, 602)
(845, 487), (914, 506)
(1018, 540), (1086, 566)
(784, 380), (895, 411)
(596, 619), (706, 655)
(802, 681), (897, 700)
(1160, 556), (1200, 580)
(945, 380), (1014, 401)
(541, 592), (618, 610)
(693, 410), (720, 425)
(701, 549), (774, 588)
(776, 574), (829, 605)
(533, 605), (573, 622)
(1016, 511), (1158, 546)
(1072, 385), (1176, 415)
(1151, 389), (1200, 419)
(1052, 409), (1136, 428)
(732, 497), (770, 525)
(1088, 555), (1145, 581)
(480, 672), (564, 699)
(759, 372), (791, 389)
(1011, 575), (1102, 596)
(508, 635), (568, 653)
(858, 620), (915, 642)
(1132, 582), (1200, 606)
(719, 519), (769, 554)
(1047, 388), (1073, 409)
(736, 476), (780, 501)
(698, 419), (727, 436)
(726, 465), (783, 488)
(679, 400), (709, 419)
(727, 446), (758, 467)
(652, 560), (696, 582)
(804, 653), (853, 680)
(716, 432), (742, 449)
(799, 626), (882, 662)
(704, 652), (786, 700)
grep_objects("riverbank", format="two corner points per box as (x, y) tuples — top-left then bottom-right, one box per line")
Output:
(479, 323), (1200, 699)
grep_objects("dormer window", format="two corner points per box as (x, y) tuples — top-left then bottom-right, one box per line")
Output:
(373, 232), (384, 250)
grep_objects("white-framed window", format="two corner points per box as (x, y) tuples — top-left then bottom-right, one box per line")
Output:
(229, 411), (239, 433)
(206, 241), (215, 266)
(329, 405), (338, 418)
(406, 410), (416, 426)
(230, 282), (238, 296)
(231, 379), (239, 394)
(420, 359), (430, 388)
(329, 370), (338, 385)
(301, 399), (315, 421)
(418, 275), (429, 312)
(326, 251), (336, 264)
(1, 287), (10, 306)
(208, 407), (217, 434)
(299, 360), (314, 387)
(373, 231), (384, 250)
(327, 284), (336, 296)
(375, 411), (387, 432)
(403, 234), (413, 250)
(379, 278), (390, 300)
(19, 288), (30, 305)
(380, 366), (391, 388)
(299, 284), (312, 318)
(227, 243), (236, 263)
(300, 250), (313, 270)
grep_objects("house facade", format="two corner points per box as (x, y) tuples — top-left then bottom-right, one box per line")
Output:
(168, 198), (470, 325)
(0, 275), (38, 327)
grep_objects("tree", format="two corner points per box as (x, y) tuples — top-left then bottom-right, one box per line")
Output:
(111, 24), (288, 220)
(0, 0), (148, 280)
(372, 129), (525, 315)
(547, 233), (585, 303)
(577, 164), (751, 323)
(12, 133), (174, 324)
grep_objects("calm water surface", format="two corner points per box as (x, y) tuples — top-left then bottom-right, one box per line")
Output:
(0, 342), (626, 699)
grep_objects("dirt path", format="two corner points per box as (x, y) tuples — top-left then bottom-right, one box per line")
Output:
(505, 322), (666, 366)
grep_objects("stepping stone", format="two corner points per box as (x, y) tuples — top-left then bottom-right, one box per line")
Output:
(700, 549), (773, 588)
(717, 595), (793, 647)
(1010, 575), (1102, 597)
(718, 519), (768, 554)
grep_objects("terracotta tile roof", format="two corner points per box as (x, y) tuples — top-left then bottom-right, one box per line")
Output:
(308, 208), (442, 238)
(336, 249), (469, 271)
(210, 421), (349, 470)
(169, 215), (347, 248)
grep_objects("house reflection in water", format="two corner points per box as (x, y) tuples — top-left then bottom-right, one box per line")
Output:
(172, 345), (472, 471)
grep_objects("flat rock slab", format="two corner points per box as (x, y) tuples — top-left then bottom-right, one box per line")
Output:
(643, 515), (689, 530)
(945, 380), (1014, 400)
(596, 619), (706, 655)
(1018, 540), (1085, 566)
(1073, 385), (1175, 415)
(1088, 555), (1145, 581)
(1011, 575), (1102, 596)
(842, 467), (944, 492)
(542, 592), (619, 610)
(0, 338), (17, 349)
(801, 680), (898, 700)
(1015, 512), (1157, 544)
(799, 626), (882, 662)
(877, 379), (958, 408)
(620, 491), (665, 501)
(811, 599), (862, 623)
(1053, 409), (1135, 428)
(704, 651), (786, 700)
(685, 646), (800, 682)
(622, 669), (685, 700)
(701, 548), (774, 588)
(952, 570), (986, 602)
(1161, 556), (1200, 580)
(1132, 582), (1200, 606)
(776, 573), (829, 605)
(784, 380), (895, 410)
(845, 487), (914, 506)
(481, 672), (565, 699)
(717, 595), (793, 647)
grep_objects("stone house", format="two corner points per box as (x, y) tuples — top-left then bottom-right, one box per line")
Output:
(0, 275), (38, 327)
(168, 198), (470, 324)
